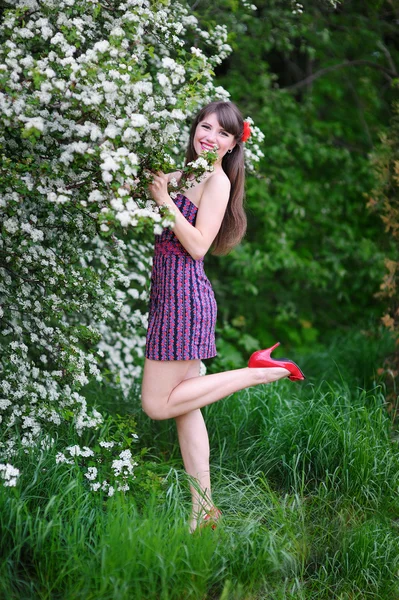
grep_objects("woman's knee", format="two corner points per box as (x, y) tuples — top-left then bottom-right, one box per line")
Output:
(141, 394), (168, 421)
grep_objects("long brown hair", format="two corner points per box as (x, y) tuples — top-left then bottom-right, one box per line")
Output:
(185, 101), (247, 255)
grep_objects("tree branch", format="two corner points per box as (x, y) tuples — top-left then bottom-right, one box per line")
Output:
(0, 263), (45, 290)
(377, 41), (398, 76)
(284, 60), (397, 91)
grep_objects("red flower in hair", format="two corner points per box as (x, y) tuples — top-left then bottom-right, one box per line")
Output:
(241, 121), (251, 143)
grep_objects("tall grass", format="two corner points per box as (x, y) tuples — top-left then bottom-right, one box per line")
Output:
(1, 330), (398, 599)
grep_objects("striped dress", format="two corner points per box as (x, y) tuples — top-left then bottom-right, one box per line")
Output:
(145, 193), (217, 361)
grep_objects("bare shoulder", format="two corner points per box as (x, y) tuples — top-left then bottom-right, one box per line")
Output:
(195, 170), (231, 232)
(202, 170), (231, 199)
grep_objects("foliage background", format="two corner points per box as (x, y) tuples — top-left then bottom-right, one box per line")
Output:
(190, 0), (399, 369)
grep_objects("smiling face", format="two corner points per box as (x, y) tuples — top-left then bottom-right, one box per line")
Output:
(193, 112), (236, 162)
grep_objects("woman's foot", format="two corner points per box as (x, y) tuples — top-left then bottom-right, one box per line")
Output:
(250, 365), (291, 385)
(248, 342), (306, 381)
(190, 506), (222, 533)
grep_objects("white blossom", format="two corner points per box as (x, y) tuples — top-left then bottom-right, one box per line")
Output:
(0, 463), (20, 487)
(85, 466), (98, 480)
(99, 441), (115, 449)
(24, 116), (45, 132)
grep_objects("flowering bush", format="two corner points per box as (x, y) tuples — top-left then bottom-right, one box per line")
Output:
(0, 0), (263, 483)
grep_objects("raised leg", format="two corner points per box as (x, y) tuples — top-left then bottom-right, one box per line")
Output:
(141, 358), (289, 421)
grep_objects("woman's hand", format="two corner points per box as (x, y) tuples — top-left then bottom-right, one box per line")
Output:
(148, 171), (170, 206)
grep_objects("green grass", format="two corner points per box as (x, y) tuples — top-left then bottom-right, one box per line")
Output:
(1, 330), (399, 599)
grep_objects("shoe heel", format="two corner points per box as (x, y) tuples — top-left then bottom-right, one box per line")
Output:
(248, 342), (306, 381)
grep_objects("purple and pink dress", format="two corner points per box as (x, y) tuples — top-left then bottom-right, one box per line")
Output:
(145, 193), (217, 361)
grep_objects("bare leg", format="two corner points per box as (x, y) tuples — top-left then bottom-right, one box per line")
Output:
(175, 409), (213, 532)
(141, 359), (289, 421)
(171, 361), (213, 531)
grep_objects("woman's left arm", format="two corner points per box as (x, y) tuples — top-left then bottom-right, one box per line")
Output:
(149, 171), (230, 260)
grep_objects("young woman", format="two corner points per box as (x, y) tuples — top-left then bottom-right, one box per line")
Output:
(141, 101), (305, 532)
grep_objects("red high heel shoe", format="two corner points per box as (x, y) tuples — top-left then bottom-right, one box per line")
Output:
(248, 342), (305, 381)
